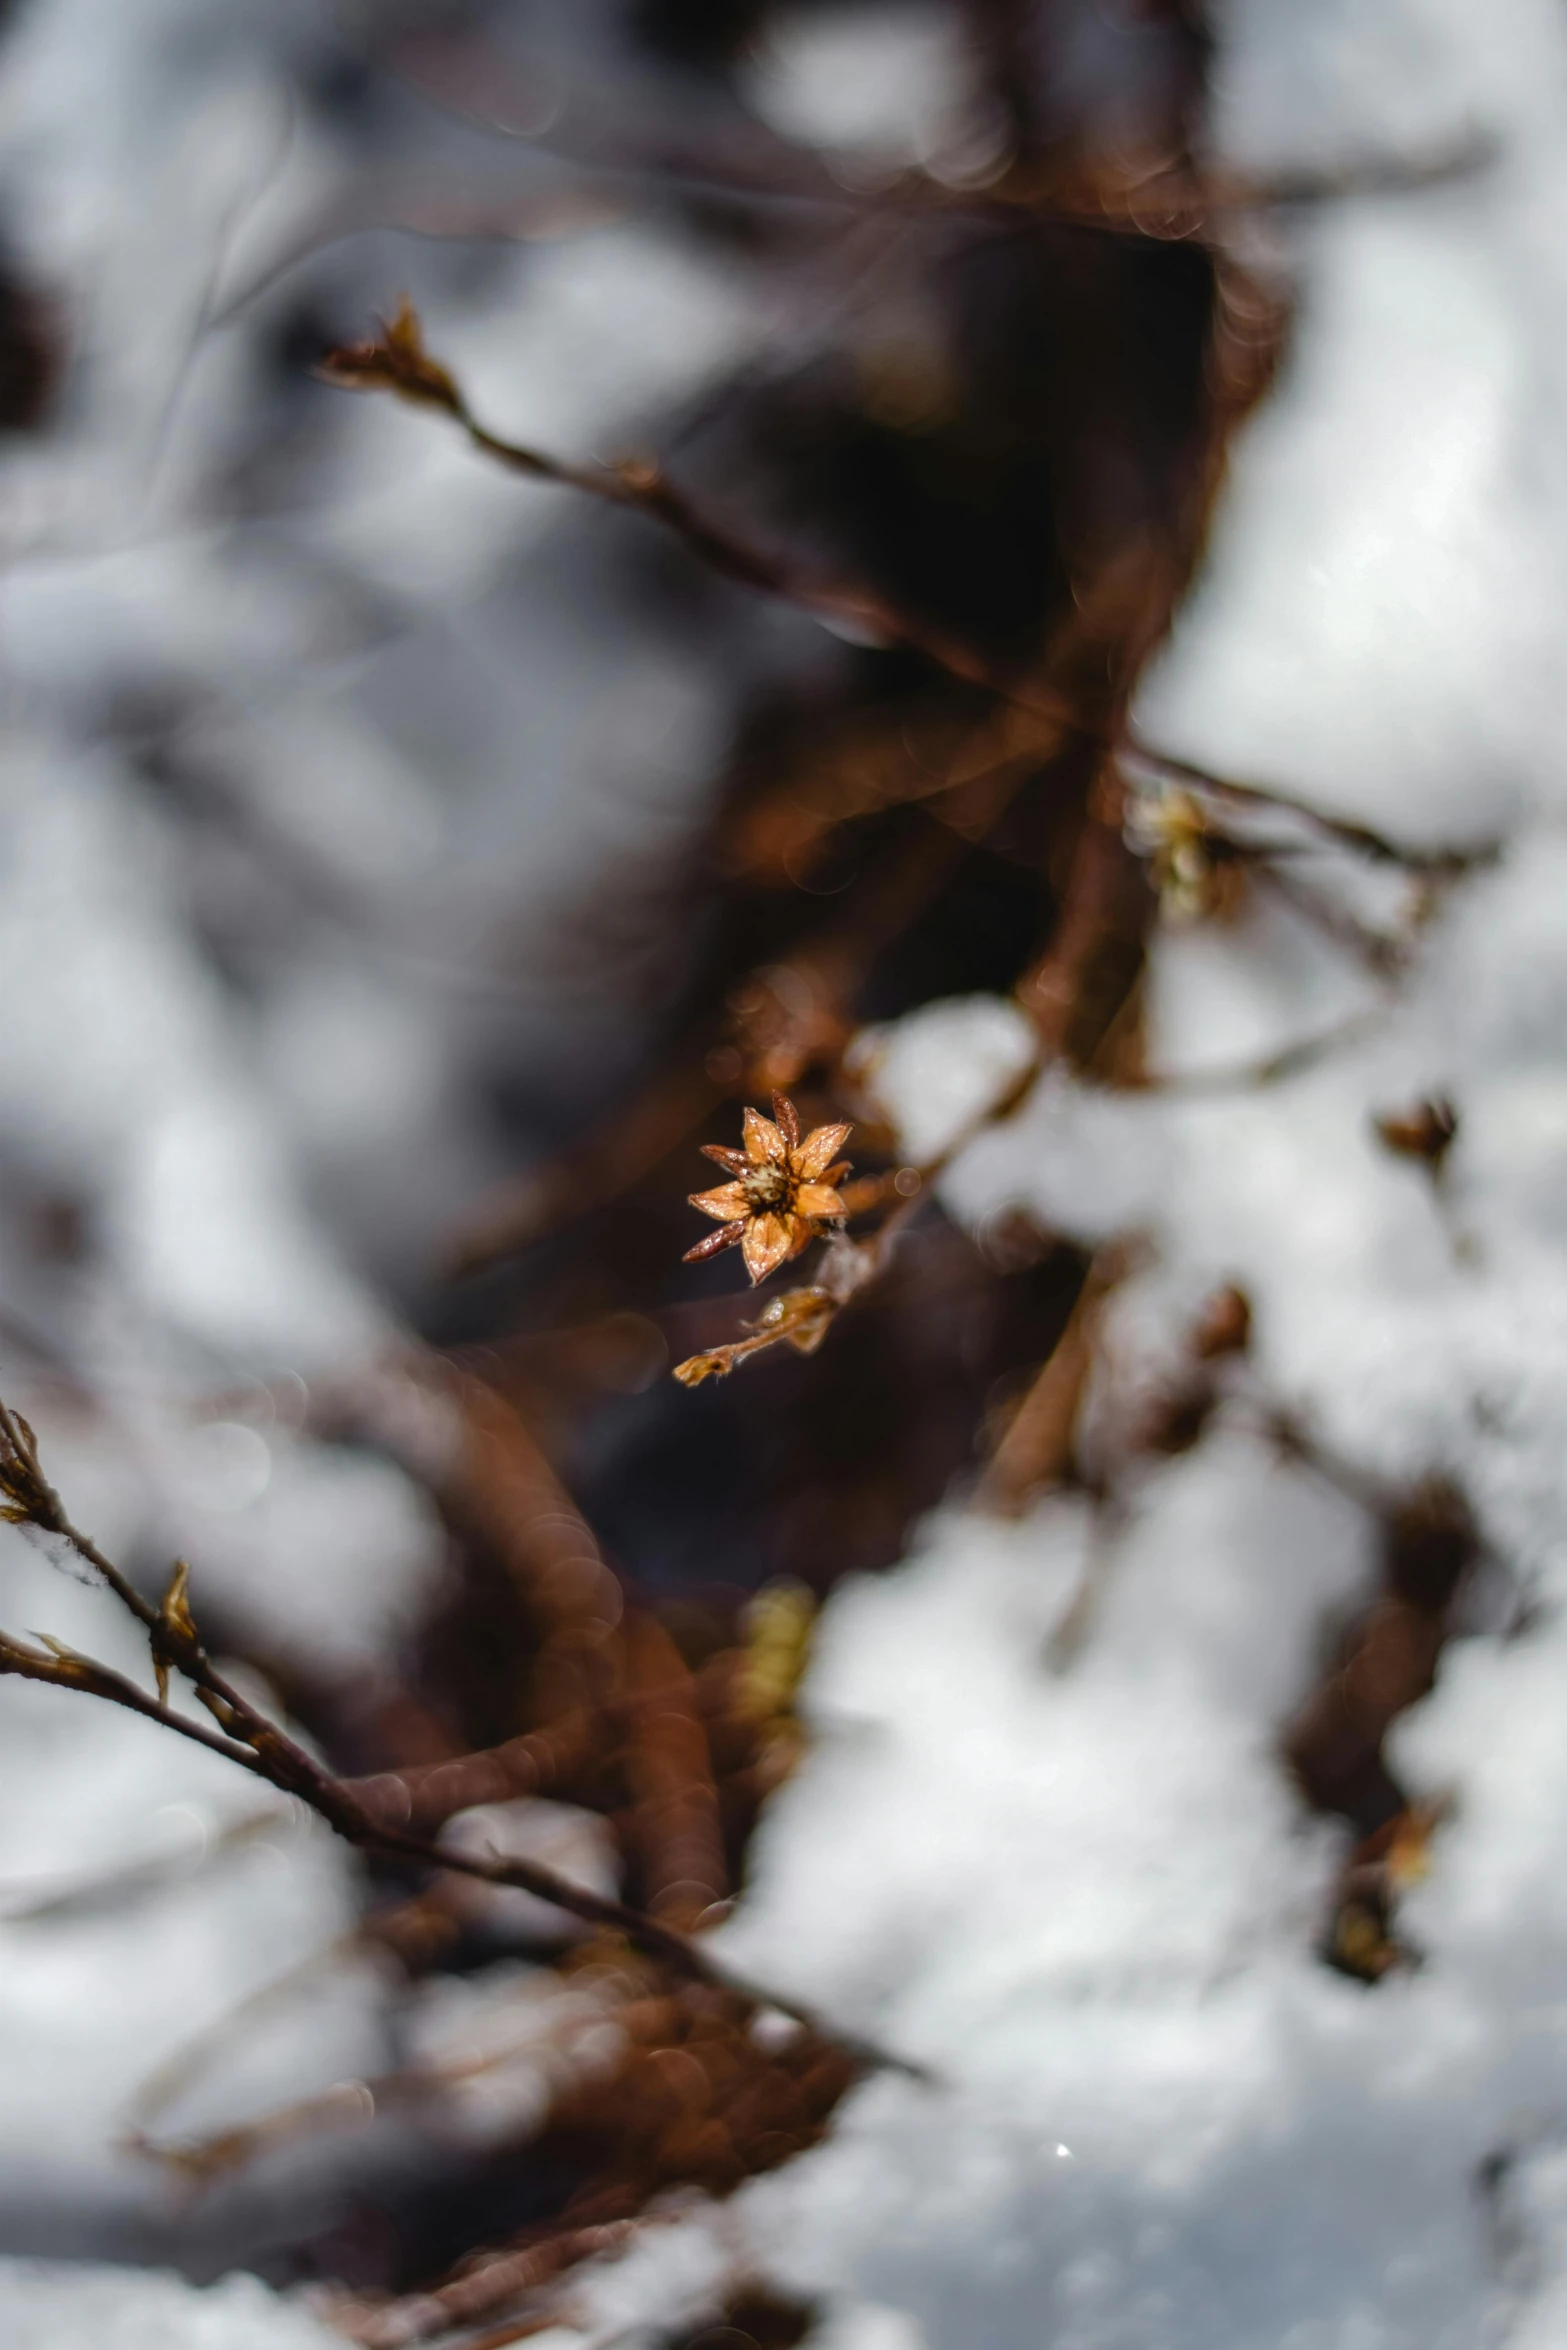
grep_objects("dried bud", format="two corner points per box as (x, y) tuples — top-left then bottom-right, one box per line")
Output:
(153, 1558), (197, 1705)
(0, 1405), (50, 1527)
(673, 1285), (837, 1386)
(1125, 784), (1245, 923)
(317, 296), (460, 411)
(1188, 1283), (1252, 1361)
(1373, 1095), (1458, 1174)
(735, 1579), (816, 1726)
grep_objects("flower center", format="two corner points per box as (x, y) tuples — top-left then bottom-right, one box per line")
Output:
(742, 1162), (793, 1212)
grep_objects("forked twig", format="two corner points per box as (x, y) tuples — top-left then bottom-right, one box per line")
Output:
(319, 305), (1506, 922)
(317, 300), (1087, 732)
(0, 1397), (920, 2079)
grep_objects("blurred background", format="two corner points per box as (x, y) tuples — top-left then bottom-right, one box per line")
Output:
(6, 4), (1567, 2347)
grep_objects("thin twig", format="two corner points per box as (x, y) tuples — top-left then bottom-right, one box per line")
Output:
(1127, 1004), (1386, 1094)
(381, 29), (1492, 243)
(0, 1398), (921, 2079)
(318, 307), (1504, 933)
(1123, 738), (1500, 876)
(317, 301), (1085, 732)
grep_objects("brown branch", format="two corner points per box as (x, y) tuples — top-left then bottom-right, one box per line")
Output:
(0, 1398), (920, 2079)
(973, 1246), (1126, 1515)
(615, 1610), (727, 1929)
(319, 312), (1498, 940)
(331, 2219), (642, 2350)
(317, 301), (1084, 731)
(0, 1630), (273, 1777)
(1123, 738), (1501, 877)
(382, 27), (1492, 246)
(664, 724), (1460, 1390)
(346, 1714), (598, 1840)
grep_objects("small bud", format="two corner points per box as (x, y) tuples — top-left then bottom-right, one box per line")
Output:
(612, 455), (662, 496)
(153, 1559), (197, 1704)
(1125, 784), (1245, 922)
(317, 297), (460, 411)
(0, 1408), (51, 1526)
(1373, 1095), (1457, 1175)
(1188, 1283), (1252, 1361)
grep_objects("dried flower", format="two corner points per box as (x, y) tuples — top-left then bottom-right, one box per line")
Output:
(684, 1095), (852, 1284)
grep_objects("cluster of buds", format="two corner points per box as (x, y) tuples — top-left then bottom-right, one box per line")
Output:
(1124, 782), (1244, 923)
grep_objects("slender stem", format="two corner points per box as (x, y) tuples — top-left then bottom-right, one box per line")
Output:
(454, 403), (1079, 727)
(0, 1398), (922, 2077)
(321, 315), (1499, 905)
(1123, 737), (1497, 875)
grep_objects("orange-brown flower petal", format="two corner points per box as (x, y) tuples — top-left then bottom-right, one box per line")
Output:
(791, 1120), (853, 1179)
(690, 1182), (751, 1221)
(772, 1092), (801, 1151)
(794, 1183), (847, 1222)
(701, 1143), (750, 1174)
(741, 1212), (795, 1283)
(743, 1107), (788, 1165)
(683, 1220), (746, 1263)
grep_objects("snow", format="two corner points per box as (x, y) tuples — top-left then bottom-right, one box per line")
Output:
(687, 3), (1567, 2346)
(0, 0), (755, 2302)
(741, 6), (985, 175)
(4, 0), (1567, 2341)
(0, 2260), (341, 2349)
(845, 995), (1038, 1167)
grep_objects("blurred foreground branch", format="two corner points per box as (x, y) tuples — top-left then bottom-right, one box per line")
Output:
(0, 1396), (916, 2078)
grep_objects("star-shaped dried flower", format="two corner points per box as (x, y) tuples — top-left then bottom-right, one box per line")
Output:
(685, 1094), (852, 1284)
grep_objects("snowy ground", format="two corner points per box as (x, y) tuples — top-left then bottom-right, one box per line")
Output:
(711, 4), (1567, 2347)
(6, 0), (1567, 2343)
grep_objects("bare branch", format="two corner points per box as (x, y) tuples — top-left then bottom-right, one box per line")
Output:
(1123, 738), (1500, 878)
(0, 1392), (922, 2079)
(318, 302), (1084, 730)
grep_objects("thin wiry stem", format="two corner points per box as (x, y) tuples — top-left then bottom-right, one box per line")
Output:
(319, 309), (1499, 913)
(0, 1397), (921, 2080)
(1122, 738), (1500, 876)
(381, 27), (1492, 244)
(317, 302), (1087, 731)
